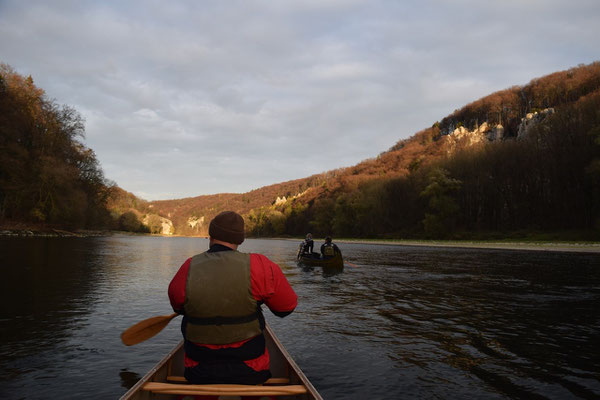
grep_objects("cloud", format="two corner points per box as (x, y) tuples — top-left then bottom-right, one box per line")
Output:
(1, 0), (599, 200)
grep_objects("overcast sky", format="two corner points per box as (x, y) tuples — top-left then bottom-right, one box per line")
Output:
(1, 1), (598, 200)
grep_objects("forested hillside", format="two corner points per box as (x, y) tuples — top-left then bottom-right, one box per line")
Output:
(145, 62), (600, 240)
(0, 64), (113, 229)
(0, 64), (162, 233)
(2, 62), (599, 240)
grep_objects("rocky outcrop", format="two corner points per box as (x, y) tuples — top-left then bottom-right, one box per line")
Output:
(517, 108), (554, 138)
(272, 190), (310, 207)
(142, 214), (174, 235)
(187, 216), (205, 230)
(443, 108), (556, 154)
(443, 122), (507, 155)
(445, 123), (482, 153)
(487, 123), (505, 141)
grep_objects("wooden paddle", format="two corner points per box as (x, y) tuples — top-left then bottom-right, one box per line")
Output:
(345, 261), (358, 267)
(121, 313), (179, 346)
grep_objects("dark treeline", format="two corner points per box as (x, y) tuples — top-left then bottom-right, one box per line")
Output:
(249, 63), (600, 240)
(0, 64), (115, 229)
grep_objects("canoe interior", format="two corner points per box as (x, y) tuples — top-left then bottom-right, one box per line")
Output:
(120, 324), (322, 400)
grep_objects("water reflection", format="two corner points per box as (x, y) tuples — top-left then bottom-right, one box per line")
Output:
(262, 242), (600, 399)
(1, 237), (599, 399)
(0, 238), (104, 358)
(297, 264), (344, 278)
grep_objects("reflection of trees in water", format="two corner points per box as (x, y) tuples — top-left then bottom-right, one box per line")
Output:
(0, 237), (106, 361)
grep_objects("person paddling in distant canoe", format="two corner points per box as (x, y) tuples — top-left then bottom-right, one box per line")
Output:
(320, 236), (341, 259)
(168, 211), (297, 385)
(300, 233), (314, 255)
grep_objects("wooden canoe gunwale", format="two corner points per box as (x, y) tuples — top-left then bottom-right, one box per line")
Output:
(264, 324), (322, 399)
(119, 324), (322, 400)
(120, 340), (182, 400)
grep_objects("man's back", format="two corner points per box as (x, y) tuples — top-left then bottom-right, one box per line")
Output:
(167, 211), (297, 384)
(321, 238), (340, 259)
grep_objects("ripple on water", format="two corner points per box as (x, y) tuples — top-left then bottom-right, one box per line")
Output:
(1, 237), (599, 399)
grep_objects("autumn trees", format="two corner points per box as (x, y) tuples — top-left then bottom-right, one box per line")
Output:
(439, 62), (600, 138)
(248, 62), (600, 240)
(4, 61), (598, 240)
(0, 64), (112, 229)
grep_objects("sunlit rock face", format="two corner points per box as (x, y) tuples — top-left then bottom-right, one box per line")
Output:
(445, 124), (485, 154)
(443, 121), (510, 155)
(187, 216), (205, 229)
(517, 108), (554, 138)
(142, 214), (174, 235)
(443, 108), (555, 153)
(160, 219), (174, 235)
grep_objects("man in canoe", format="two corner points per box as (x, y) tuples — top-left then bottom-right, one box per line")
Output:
(320, 236), (341, 259)
(300, 233), (314, 255)
(168, 211), (298, 385)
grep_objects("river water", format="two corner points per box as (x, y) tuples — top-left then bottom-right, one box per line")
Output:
(0, 236), (598, 399)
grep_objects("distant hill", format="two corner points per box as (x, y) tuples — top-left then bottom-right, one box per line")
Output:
(111, 62), (599, 240)
(6, 60), (596, 238)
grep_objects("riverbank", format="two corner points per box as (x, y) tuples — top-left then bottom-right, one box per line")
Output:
(333, 238), (600, 253)
(2, 225), (598, 253)
(0, 228), (109, 237)
(0, 222), (111, 237)
(278, 236), (600, 253)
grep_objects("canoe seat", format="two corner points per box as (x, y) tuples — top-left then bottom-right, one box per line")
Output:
(142, 382), (308, 397)
(167, 376), (290, 385)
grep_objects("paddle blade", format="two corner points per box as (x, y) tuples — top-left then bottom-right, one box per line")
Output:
(121, 313), (178, 346)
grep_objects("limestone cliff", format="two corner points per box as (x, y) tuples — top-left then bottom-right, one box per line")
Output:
(443, 121), (504, 154)
(142, 214), (174, 235)
(517, 108), (555, 138)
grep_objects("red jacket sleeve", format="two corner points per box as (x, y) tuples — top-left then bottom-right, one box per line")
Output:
(168, 257), (191, 313)
(250, 253), (297, 314)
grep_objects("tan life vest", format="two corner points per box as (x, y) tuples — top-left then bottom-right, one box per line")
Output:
(322, 244), (335, 257)
(183, 251), (262, 344)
